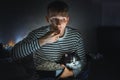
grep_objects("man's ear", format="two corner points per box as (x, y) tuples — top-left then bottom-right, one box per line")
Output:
(45, 16), (49, 23)
(66, 16), (69, 23)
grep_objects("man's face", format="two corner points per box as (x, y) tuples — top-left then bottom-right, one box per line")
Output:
(46, 12), (69, 34)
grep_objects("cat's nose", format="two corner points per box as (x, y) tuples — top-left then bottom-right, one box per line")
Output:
(73, 62), (76, 65)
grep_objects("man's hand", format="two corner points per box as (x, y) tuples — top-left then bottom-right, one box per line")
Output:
(60, 64), (74, 78)
(39, 30), (60, 46)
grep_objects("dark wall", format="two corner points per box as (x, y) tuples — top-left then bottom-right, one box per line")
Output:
(97, 27), (120, 53)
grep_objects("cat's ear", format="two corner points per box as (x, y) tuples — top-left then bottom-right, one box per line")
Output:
(65, 53), (68, 57)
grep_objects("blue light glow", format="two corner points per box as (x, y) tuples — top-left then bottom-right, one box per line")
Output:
(15, 36), (24, 43)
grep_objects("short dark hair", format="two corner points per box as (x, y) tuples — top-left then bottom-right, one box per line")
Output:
(47, 1), (69, 15)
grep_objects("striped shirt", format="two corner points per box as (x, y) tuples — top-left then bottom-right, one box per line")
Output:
(11, 25), (86, 77)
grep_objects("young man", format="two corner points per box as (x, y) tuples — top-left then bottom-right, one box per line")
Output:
(11, 1), (87, 80)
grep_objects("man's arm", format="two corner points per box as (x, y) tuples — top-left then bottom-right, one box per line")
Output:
(11, 28), (60, 60)
(11, 31), (41, 60)
(59, 65), (74, 78)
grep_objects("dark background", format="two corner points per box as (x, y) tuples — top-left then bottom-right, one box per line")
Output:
(0, 0), (120, 80)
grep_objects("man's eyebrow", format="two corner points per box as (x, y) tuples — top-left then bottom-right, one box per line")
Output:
(49, 16), (67, 19)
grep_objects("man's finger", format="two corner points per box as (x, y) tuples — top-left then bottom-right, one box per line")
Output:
(47, 31), (56, 36)
(54, 33), (60, 38)
(61, 64), (66, 68)
(51, 31), (60, 37)
(51, 32), (56, 36)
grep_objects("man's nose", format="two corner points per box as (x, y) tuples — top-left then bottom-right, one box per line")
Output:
(55, 20), (62, 25)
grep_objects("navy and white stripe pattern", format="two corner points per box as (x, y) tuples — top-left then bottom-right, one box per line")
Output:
(11, 25), (86, 76)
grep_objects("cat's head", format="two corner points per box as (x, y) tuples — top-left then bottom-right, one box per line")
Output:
(60, 52), (81, 70)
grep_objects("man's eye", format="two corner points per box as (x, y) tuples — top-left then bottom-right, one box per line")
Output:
(54, 18), (58, 21)
(62, 18), (67, 21)
(51, 19), (56, 22)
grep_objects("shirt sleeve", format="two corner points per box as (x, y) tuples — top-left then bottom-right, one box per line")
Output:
(11, 31), (41, 60)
